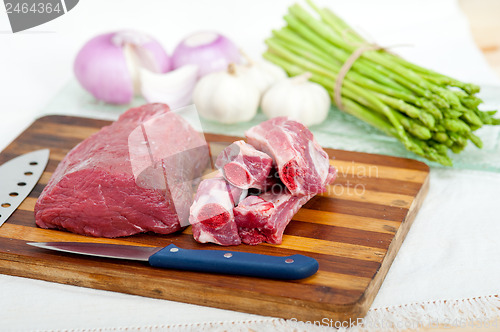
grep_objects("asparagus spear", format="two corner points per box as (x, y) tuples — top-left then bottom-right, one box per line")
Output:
(263, 1), (499, 166)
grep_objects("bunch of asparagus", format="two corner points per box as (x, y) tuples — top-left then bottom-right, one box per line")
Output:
(263, 1), (499, 166)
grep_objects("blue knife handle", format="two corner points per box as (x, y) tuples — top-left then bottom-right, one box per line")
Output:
(148, 244), (318, 280)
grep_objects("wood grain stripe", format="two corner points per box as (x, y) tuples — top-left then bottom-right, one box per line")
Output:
(36, 115), (110, 127)
(324, 147), (430, 172)
(20, 132), (83, 150)
(30, 122), (100, 141)
(279, 235), (386, 262)
(305, 196), (408, 222)
(301, 271), (371, 291)
(284, 221), (392, 250)
(39, 172), (53, 186)
(293, 209), (400, 234)
(320, 186), (414, 209)
(331, 160), (428, 183)
(0, 223), (156, 247)
(19, 197), (37, 211)
(333, 175), (423, 197)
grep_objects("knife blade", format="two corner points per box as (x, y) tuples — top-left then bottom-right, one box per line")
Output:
(27, 242), (319, 280)
(0, 149), (50, 227)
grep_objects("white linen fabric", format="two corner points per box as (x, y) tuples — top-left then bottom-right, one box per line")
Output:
(0, 0), (499, 330)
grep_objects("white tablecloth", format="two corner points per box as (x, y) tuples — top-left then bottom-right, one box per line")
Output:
(1, 1), (499, 331)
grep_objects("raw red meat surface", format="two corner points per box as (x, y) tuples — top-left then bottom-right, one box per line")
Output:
(35, 103), (209, 237)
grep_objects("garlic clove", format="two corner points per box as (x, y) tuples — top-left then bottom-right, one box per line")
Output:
(140, 64), (199, 109)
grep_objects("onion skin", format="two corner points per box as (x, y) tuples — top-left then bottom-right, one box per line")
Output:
(172, 32), (241, 77)
(141, 40), (171, 74)
(74, 33), (133, 104)
(74, 31), (171, 105)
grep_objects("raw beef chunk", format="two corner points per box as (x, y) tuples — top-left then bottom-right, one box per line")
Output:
(215, 140), (273, 190)
(35, 103), (209, 237)
(189, 172), (247, 246)
(234, 167), (337, 245)
(128, 109), (210, 226)
(245, 117), (331, 195)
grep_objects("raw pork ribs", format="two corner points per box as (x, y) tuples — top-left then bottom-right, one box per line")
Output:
(215, 140), (273, 190)
(189, 172), (247, 246)
(246, 117), (332, 196)
(35, 103), (209, 237)
(234, 169), (337, 245)
(190, 117), (336, 246)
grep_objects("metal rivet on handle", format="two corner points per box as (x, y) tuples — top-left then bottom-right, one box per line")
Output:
(285, 259), (294, 264)
(170, 247), (179, 253)
(224, 253), (232, 258)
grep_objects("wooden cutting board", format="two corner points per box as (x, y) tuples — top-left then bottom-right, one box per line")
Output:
(0, 115), (429, 323)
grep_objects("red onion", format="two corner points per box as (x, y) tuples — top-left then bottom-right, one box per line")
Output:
(74, 31), (171, 104)
(171, 31), (241, 78)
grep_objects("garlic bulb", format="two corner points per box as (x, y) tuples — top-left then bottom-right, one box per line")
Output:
(193, 64), (260, 124)
(261, 72), (330, 126)
(239, 59), (287, 95)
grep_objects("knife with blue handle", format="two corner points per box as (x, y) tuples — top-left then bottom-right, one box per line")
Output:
(27, 242), (319, 280)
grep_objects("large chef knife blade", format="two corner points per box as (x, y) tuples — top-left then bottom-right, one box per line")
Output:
(27, 242), (319, 280)
(0, 149), (49, 227)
